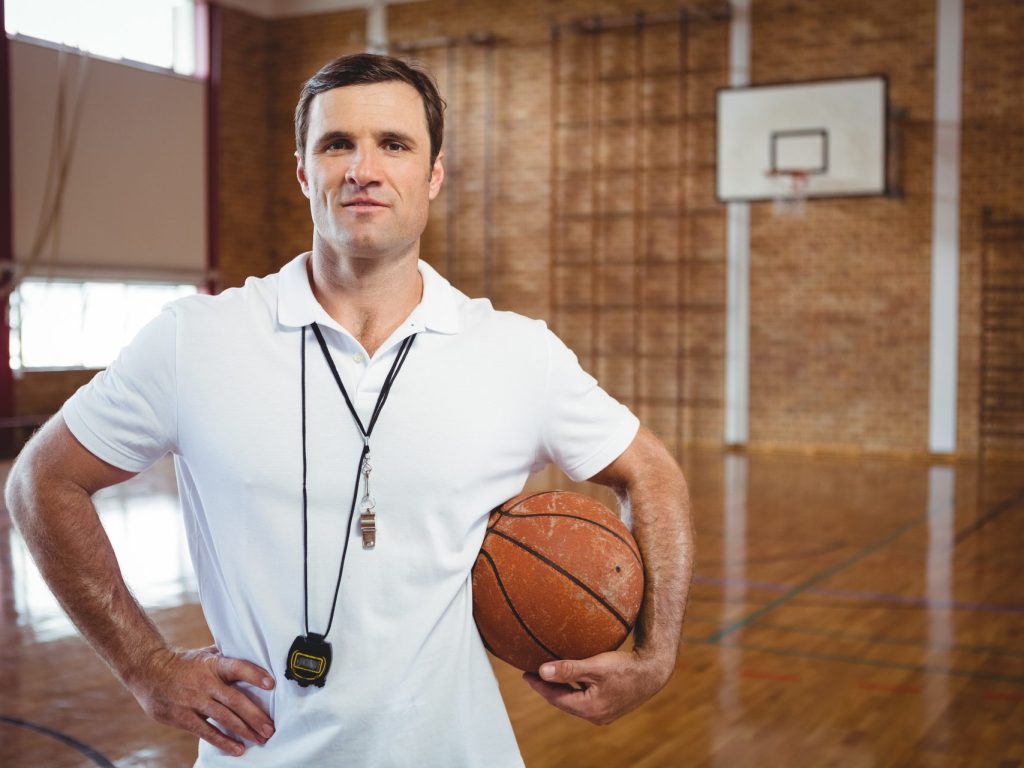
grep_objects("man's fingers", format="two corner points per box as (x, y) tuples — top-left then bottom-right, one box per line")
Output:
(205, 698), (266, 745)
(191, 714), (246, 757)
(539, 658), (599, 686)
(523, 672), (591, 718)
(214, 686), (275, 741)
(215, 655), (275, 690)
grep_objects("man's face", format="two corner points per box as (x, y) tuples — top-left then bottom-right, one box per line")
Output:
(296, 81), (444, 261)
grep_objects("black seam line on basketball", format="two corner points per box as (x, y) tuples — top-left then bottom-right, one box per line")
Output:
(504, 490), (556, 512)
(489, 529), (632, 631)
(0, 715), (116, 768)
(487, 490), (552, 528)
(478, 549), (560, 662)
(499, 510), (643, 568)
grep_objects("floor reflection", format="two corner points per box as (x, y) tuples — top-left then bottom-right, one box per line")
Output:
(714, 452), (747, 764)
(4, 456), (196, 642)
(925, 466), (954, 728)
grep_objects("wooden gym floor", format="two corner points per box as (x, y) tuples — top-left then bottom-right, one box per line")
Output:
(1, 448), (1022, 767)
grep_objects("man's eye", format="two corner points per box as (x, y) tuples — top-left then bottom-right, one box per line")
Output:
(384, 141), (406, 152)
(324, 141), (350, 151)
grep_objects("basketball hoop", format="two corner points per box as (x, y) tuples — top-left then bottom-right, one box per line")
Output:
(766, 169), (810, 217)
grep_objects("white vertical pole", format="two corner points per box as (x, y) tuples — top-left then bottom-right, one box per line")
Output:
(724, 0), (752, 445)
(928, 0), (963, 454)
(367, 1), (388, 54)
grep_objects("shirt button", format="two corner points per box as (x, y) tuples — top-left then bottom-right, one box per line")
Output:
(353, 352), (365, 364)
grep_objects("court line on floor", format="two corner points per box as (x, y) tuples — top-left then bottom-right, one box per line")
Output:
(682, 615), (1024, 659)
(704, 516), (925, 643)
(0, 715), (116, 767)
(953, 485), (1024, 545)
(692, 639), (1024, 686)
(678, 630), (1024, 687)
(692, 574), (1024, 614)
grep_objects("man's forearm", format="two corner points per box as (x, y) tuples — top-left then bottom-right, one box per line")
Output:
(7, 452), (168, 685)
(525, 427), (694, 723)
(623, 450), (694, 677)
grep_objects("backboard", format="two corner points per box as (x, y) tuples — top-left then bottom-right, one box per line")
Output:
(716, 76), (888, 202)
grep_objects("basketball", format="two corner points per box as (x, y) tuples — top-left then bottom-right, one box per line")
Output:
(471, 491), (645, 673)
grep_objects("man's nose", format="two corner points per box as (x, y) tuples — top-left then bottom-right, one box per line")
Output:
(345, 147), (382, 187)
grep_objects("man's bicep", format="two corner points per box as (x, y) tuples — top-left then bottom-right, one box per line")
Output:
(20, 415), (137, 496)
(587, 426), (678, 492)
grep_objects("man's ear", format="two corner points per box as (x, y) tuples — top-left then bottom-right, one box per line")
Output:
(428, 149), (445, 201)
(296, 150), (311, 199)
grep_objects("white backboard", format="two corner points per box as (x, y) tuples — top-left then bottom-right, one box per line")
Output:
(716, 76), (887, 202)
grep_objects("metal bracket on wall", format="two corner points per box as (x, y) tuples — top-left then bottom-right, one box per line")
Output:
(886, 106), (907, 198)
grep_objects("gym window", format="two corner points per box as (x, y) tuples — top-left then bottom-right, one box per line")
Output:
(4, 0), (197, 76)
(9, 279), (197, 371)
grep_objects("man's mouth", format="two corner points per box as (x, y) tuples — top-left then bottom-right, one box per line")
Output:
(342, 198), (389, 208)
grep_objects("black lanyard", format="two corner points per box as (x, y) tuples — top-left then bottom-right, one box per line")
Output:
(287, 322), (415, 688)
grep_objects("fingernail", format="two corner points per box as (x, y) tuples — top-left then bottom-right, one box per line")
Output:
(262, 677), (274, 689)
(233, 745), (245, 757)
(261, 724), (274, 739)
(540, 664), (555, 678)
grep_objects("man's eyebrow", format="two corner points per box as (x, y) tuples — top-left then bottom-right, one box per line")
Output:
(313, 129), (420, 150)
(380, 130), (418, 147)
(313, 130), (352, 149)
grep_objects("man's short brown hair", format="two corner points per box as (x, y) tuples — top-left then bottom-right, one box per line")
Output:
(295, 53), (445, 166)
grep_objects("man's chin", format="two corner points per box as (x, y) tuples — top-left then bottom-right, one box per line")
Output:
(322, 236), (413, 262)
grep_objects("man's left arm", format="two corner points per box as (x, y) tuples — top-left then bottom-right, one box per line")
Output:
(523, 426), (694, 724)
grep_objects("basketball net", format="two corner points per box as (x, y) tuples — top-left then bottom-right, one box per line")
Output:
(766, 170), (810, 217)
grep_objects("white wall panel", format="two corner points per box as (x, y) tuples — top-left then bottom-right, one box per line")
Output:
(11, 39), (206, 282)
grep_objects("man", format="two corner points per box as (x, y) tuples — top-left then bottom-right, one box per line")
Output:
(6, 54), (693, 766)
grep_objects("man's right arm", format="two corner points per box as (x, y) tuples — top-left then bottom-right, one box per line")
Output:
(5, 416), (276, 757)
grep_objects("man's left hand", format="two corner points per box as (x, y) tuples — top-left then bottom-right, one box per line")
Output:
(522, 650), (673, 725)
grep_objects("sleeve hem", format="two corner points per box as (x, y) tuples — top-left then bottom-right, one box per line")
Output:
(562, 415), (640, 483)
(61, 403), (158, 474)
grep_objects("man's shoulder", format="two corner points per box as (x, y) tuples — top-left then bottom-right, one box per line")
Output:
(421, 260), (550, 342)
(168, 271), (280, 325)
(457, 295), (551, 344)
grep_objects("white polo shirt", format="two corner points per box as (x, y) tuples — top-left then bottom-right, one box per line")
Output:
(62, 253), (639, 767)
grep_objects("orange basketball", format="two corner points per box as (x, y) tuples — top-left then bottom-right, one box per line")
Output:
(472, 491), (645, 673)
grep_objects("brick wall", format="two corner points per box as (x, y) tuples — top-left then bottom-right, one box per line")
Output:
(209, 0), (1023, 459)
(397, 2), (731, 456)
(741, 0), (1023, 459)
(959, 0), (1024, 458)
(14, 370), (95, 418)
(0, 370), (96, 456)
(217, 8), (276, 290)
(226, 0), (730, 456)
(746, 0), (937, 456)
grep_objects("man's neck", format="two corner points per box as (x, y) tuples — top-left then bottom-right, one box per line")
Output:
(308, 247), (423, 357)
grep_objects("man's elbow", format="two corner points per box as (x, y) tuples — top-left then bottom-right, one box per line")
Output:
(5, 437), (43, 531)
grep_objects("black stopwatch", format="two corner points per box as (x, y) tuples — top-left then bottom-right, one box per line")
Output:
(285, 633), (332, 688)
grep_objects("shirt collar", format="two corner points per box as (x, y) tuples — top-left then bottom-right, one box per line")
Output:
(276, 252), (460, 335)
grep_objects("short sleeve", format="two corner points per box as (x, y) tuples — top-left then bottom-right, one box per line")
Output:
(536, 328), (639, 482)
(61, 307), (178, 472)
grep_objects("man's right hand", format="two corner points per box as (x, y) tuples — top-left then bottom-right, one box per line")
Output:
(128, 646), (276, 757)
